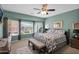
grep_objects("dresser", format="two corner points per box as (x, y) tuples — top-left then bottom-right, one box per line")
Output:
(71, 37), (79, 49)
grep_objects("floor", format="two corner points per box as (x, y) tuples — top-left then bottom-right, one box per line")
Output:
(10, 39), (79, 54)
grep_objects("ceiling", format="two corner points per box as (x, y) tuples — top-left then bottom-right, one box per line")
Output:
(1, 4), (79, 18)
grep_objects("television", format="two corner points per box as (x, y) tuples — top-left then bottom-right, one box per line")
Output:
(0, 8), (3, 23)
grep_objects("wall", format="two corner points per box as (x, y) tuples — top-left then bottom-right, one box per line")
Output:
(45, 9), (79, 37)
(12, 34), (32, 41)
(3, 10), (44, 41)
(1, 8), (79, 40)
(0, 5), (3, 38)
(0, 24), (3, 38)
(4, 10), (44, 22)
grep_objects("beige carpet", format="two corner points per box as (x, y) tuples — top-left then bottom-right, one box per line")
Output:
(10, 39), (79, 54)
(15, 46), (33, 54)
(10, 40), (27, 54)
(54, 45), (79, 54)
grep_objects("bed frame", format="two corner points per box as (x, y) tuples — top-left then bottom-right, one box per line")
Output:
(51, 30), (70, 53)
(31, 30), (70, 54)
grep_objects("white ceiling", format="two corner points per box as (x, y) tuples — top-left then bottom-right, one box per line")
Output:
(1, 4), (79, 18)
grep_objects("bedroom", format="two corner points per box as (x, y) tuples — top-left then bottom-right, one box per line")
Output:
(0, 4), (79, 54)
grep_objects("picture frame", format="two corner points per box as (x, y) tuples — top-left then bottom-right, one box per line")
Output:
(53, 20), (63, 29)
(72, 21), (79, 29)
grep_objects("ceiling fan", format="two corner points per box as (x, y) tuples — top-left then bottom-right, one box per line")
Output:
(33, 4), (55, 15)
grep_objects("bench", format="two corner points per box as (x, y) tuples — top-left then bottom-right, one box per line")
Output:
(28, 38), (46, 53)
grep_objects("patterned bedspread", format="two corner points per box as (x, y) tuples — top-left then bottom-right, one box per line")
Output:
(34, 29), (66, 52)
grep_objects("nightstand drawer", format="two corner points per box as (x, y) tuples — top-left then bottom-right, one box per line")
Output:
(71, 39), (79, 49)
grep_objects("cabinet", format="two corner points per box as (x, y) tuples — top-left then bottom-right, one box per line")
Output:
(71, 37), (79, 49)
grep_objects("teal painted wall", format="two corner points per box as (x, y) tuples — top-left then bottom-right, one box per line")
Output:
(0, 24), (3, 38)
(3, 10), (44, 41)
(0, 5), (3, 38)
(45, 9), (79, 37)
(0, 9), (79, 40)
(4, 10), (44, 22)
(12, 34), (32, 41)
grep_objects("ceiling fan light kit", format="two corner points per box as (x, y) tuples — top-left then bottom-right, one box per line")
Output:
(41, 11), (47, 15)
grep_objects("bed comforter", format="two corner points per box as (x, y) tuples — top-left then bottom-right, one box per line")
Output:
(34, 31), (66, 52)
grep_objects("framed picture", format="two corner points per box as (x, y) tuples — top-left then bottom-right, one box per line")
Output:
(72, 21), (79, 29)
(53, 20), (63, 29)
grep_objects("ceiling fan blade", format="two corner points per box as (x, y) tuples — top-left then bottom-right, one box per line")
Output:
(37, 12), (41, 14)
(47, 9), (55, 11)
(33, 8), (41, 10)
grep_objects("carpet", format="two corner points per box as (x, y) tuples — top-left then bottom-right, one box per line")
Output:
(10, 39), (79, 54)
(15, 46), (33, 54)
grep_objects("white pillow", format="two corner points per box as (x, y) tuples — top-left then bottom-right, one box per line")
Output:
(47, 29), (55, 33)
(54, 30), (65, 34)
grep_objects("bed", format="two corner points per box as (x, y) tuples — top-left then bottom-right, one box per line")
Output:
(33, 29), (69, 53)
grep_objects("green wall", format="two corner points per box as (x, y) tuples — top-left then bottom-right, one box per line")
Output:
(3, 10), (44, 22)
(45, 9), (79, 37)
(3, 10), (44, 41)
(0, 5), (3, 38)
(12, 34), (32, 41)
(0, 24), (3, 38)
(0, 9), (79, 40)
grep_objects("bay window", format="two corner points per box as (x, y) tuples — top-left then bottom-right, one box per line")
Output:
(21, 21), (33, 34)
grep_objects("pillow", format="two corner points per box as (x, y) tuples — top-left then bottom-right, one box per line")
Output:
(47, 29), (55, 34)
(54, 29), (65, 34)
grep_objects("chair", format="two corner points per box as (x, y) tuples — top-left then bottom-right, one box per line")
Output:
(0, 34), (12, 54)
(0, 38), (9, 54)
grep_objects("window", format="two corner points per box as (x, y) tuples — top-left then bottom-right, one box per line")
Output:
(21, 21), (33, 34)
(34, 22), (43, 33)
(8, 20), (19, 36)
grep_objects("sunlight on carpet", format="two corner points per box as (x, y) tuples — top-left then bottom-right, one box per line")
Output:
(15, 46), (33, 54)
(10, 39), (79, 54)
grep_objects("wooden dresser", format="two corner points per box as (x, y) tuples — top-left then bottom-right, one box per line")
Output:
(71, 37), (79, 49)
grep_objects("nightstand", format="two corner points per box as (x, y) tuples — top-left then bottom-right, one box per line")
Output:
(71, 37), (79, 49)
